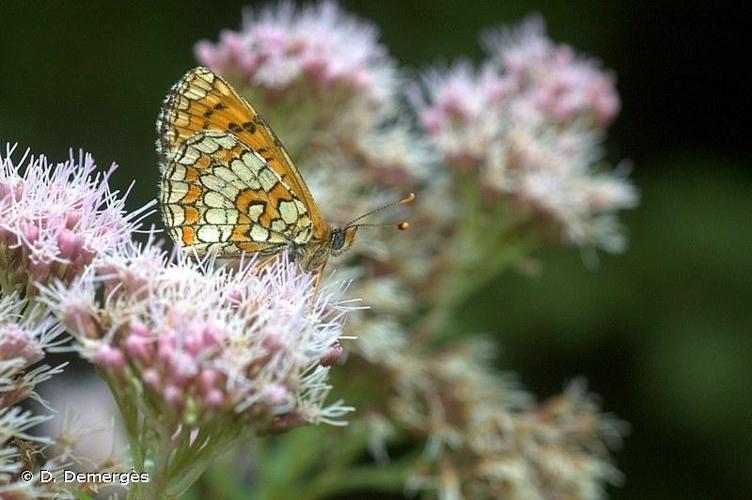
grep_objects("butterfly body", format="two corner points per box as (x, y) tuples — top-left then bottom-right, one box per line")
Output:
(156, 67), (358, 273)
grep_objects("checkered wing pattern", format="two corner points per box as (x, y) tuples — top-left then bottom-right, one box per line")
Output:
(157, 67), (325, 256)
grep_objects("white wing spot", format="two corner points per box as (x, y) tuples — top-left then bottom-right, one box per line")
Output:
(278, 200), (299, 224)
(213, 166), (238, 184)
(243, 152), (266, 175)
(193, 137), (219, 154)
(250, 225), (269, 241)
(247, 203), (265, 222)
(166, 205), (184, 225)
(230, 158), (253, 182)
(206, 208), (238, 225)
(204, 192), (232, 208)
(202, 174), (226, 192)
(215, 133), (236, 149)
(258, 168), (278, 192)
(197, 226), (221, 242)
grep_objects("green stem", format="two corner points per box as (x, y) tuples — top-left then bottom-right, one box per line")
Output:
(140, 427), (176, 500)
(420, 177), (540, 340)
(102, 373), (145, 472)
(165, 426), (245, 498)
(303, 460), (414, 500)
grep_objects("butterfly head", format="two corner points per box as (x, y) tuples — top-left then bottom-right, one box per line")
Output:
(300, 193), (415, 273)
(330, 192), (416, 254)
(329, 226), (359, 255)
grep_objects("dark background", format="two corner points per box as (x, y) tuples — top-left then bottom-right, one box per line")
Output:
(2, 2), (750, 498)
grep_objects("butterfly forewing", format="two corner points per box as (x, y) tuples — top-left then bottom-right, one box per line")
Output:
(156, 67), (325, 235)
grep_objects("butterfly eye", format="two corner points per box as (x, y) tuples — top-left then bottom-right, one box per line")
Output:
(330, 229), (346, 251)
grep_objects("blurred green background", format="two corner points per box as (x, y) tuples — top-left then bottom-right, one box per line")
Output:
(1, 2), (750, 498)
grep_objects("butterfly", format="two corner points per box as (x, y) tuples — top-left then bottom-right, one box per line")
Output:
(156, 66), (414, 275)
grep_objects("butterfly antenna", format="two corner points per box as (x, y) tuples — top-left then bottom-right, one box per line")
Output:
(345, 193), (416, 229)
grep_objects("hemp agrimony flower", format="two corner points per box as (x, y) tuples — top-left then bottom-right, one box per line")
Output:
(0, 143), (153, 296)
(190, 4), (633, 499)
(412, 17), (637, 252)
(41, 241), (353, 498)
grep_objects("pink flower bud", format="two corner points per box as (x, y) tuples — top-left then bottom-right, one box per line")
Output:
(63, 299), (99, 339)
(77, 245), (97, 265)
(157, 333), (176, 363)
(56, 229), (78, 259)
(65, 210), (81, 229)
(349, 67), (370, 91)
(131, 321), (150, 338)
(262, 384), (292, 407)
(125, 334), (154, 365)
(0, 179), (23, 202)
(184, 332), (204, 356)
(421, 109), (444, 135)
(220, 30), (244, 53)
(262, 334), (283, 353)
(163, 384), (184, 409)
(142, 368), (161, 391)
(320, 342), (343, 367)
(168, 351), (198, 386)
(29, 260), (51, 281)
(0, 325), (42, 366)
(202, 324), (226, 348)
(194, 41), (217, 68)
(202, 389), (225, 409)
(95, 345), (126, 371)
(23, 224), (39, 244)
(198, 369), (222, 395)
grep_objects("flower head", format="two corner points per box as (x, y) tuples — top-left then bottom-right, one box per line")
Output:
(486, 123), (638, 250)
(484, 16), (620, 128)
(43, 240), (352, 432)
(411, 61), (510, 170)
(196, 1), (395, 104)
(399, 343), (625, 500)
(412, 18), (637, 252)
(0, 144), (153, 295)
(194, 1), (400, 159)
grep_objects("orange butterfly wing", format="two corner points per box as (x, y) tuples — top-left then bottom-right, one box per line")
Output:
(160, 130), (315, 256)
(156, 66), (326, 238)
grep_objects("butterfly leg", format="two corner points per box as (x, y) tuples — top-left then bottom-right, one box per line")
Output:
(310, 258), (329, 306)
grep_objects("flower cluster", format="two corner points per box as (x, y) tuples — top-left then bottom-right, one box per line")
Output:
(399, 343), (624, 499)
(0, 143), (152, 498)
(195, 0), (412, 175)
(412, 17), (637, 251)
(39, 237), (353, 497)
(486, 17), (620, 127)
(45, 243), (352, 433)
(196, 0), (394, 103)
(0, 144), (152, 296)
(0, 295), (66, 410)
(192, 4), (631, 500)
(1, 140), (354, 498)
(3, 3), (636, 499)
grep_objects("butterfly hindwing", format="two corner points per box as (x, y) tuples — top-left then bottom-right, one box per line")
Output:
(160, 131), (314, 255)
(156, 66), (326, 237)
